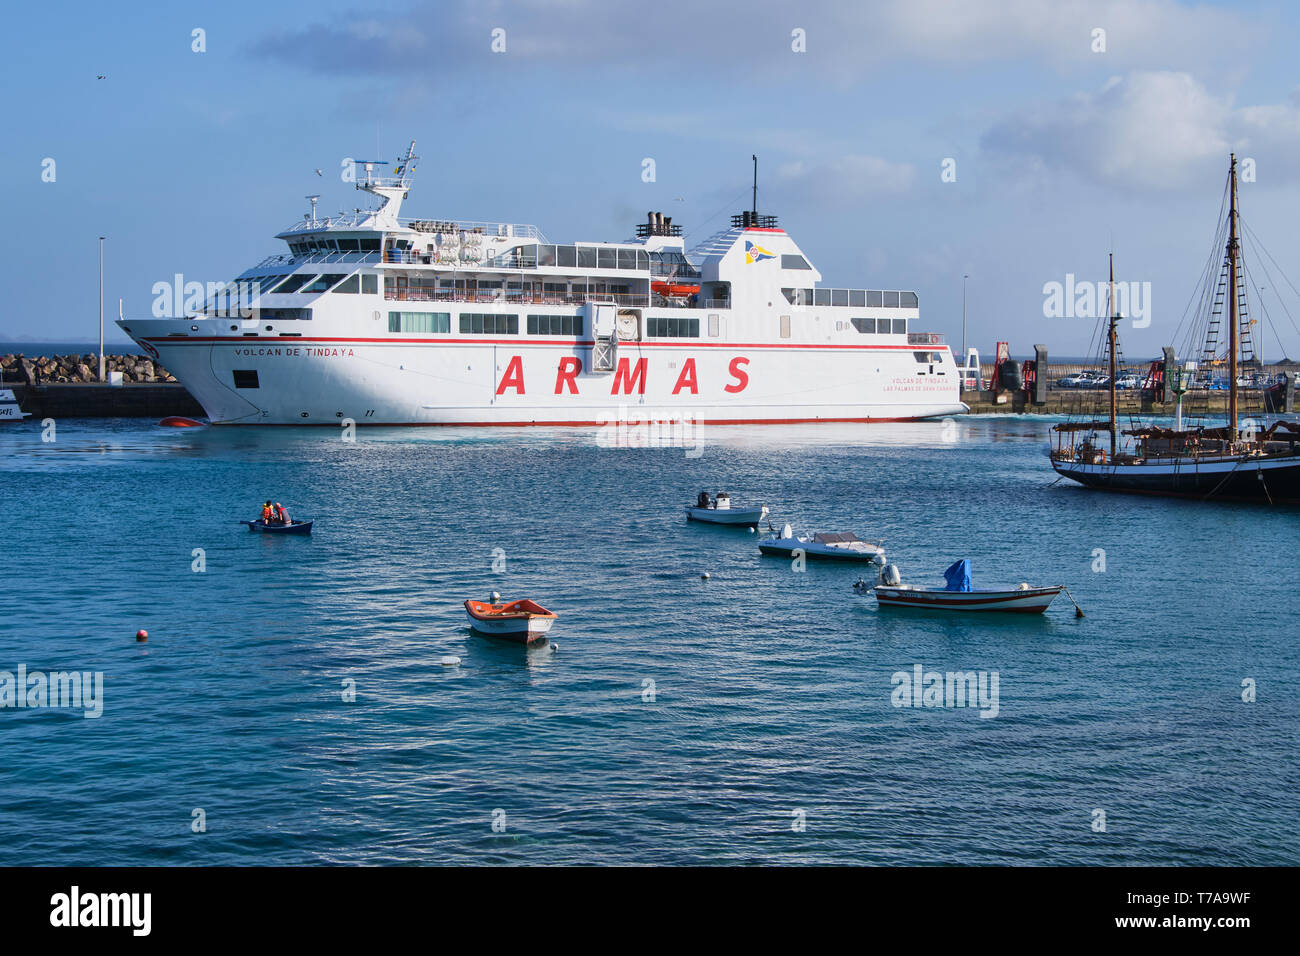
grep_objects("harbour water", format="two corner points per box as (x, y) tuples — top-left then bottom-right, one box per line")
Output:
(1, 417), (1296, 865)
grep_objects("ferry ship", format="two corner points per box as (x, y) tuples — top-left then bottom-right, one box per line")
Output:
(119, 143), (965, 426)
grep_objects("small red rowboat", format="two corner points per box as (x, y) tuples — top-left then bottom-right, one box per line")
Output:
(464, 594), (557, 643)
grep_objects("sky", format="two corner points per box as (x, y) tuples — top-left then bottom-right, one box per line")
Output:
(4, 0), (1300, 359)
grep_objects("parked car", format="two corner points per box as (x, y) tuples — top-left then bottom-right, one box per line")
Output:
(1114, 373), (1142, 390)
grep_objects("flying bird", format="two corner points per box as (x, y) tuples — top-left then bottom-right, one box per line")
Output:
(314, 168), (323, 176)
(96, 74), (106, 80)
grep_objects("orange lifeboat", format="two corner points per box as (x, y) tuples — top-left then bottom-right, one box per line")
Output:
(651, 280), (701, 298)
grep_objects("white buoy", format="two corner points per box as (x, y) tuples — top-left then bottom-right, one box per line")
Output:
(701, 572), (710, 580)
(747, 527), (755, 534)
(549, 642), (558, 653)
(440, 655), (461, 666)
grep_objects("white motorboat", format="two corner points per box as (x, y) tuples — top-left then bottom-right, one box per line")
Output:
(0, 389), (29, 423)
(864, 560), (1070, 614)
(685, 491), (768, 526)
(759, 524), (885, 563)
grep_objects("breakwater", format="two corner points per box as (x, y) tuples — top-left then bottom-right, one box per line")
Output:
(1, 352), (174, 385)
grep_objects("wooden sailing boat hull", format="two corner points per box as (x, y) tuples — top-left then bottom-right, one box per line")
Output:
(1052, 453), (1300, 503)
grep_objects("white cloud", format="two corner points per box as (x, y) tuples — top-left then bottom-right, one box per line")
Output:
(979, 71), (1300, 190)
(775, 155), (917, 202)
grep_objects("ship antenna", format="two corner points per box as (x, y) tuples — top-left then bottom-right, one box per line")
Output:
(752, 154), (758, 219)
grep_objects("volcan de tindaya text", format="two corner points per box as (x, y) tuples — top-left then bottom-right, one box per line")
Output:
(120, 144), (966, 426)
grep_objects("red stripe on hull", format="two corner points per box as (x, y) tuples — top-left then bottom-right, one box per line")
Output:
(211, 415), (935, 427)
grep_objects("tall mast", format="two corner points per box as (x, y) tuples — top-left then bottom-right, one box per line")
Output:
(751, 154), (758, 219)
(1108, 253), (1118, 455)
(1228, 153), (1240, 438)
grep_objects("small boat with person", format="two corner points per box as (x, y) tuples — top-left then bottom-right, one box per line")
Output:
(863, 560), (1079, 614)
(685, 491), (769, 526)
(759, 524), (885, 563)
(242, 518), (314, 535)
(464, 592), (557, 643)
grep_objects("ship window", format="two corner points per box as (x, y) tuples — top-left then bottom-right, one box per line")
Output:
(637, 250), (649, 269)
(578, 246), (597, 269)
(359, 238), (381, 252)
(337, 238), (360, 251)
(361, 274), (377, 294)
(301, 274), (346, 293)
(780, 315), (791, 338)
(270, 273), (313, 294)
(617, 249), (636, 270)
(334, 275), (360, 294)
(884, 291), (900, 308)
(814, 289), (831, 306)
(557, 245), (577, 268)
(832, 289), (848, 307)
(646, 317), (700, 337)
(901, 291), (918, 308)
(892, 318), (907, 334)
(596, 248), (616, 270)
(851, 318), (876, 333)
(708, 314), (720, 337)
(527, 314), (584, 336)
(849, 290), (866, 307)
(389, 311), (450, 333)
(261, 308), (312, 321)
(232, 370), (259, 389)
(866, 291), (883, 307)
(913, 351), (931, 363)
(782, 254), (811, 270)
(459, 313), (518, 334)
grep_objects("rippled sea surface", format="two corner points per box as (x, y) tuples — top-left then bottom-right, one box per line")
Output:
(1, 416), (1296, 865)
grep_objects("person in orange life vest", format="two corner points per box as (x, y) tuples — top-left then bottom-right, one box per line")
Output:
(261, 500), (274, 523)
(273, 502), (290, 525)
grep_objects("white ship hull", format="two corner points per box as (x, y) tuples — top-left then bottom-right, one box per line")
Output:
(126, 326), (964, 426)
(118, 143), (965, 427)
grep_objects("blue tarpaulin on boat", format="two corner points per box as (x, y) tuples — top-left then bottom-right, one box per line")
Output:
(944, 560), (972, 592)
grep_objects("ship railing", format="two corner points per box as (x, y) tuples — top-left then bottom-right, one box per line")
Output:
(702, 299), (731, 309)
(256, 251), (381, 268)
(398, 218), (547, 242)
(385, 289), (650, 307)
(782, 288), (920, 309)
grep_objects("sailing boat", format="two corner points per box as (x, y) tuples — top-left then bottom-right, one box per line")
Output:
(1049, 155), (1300, 504)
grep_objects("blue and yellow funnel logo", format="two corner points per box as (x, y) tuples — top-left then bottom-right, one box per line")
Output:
(745, 240), (775, 264)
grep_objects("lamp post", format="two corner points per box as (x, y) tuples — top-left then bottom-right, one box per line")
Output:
(962, 273), (969, 360)
(98, 236), (106, 382)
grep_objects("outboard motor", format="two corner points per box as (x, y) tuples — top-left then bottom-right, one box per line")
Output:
(879, 563), (902, 587)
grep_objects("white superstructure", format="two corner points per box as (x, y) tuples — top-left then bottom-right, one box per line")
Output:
(119, 142), (965, 426)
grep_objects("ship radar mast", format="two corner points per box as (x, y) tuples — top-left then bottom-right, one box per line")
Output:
(355, 139), (420, 225)
(732, 154), (778, 229)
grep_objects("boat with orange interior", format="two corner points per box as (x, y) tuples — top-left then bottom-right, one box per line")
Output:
(464, 592), (557, 642)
